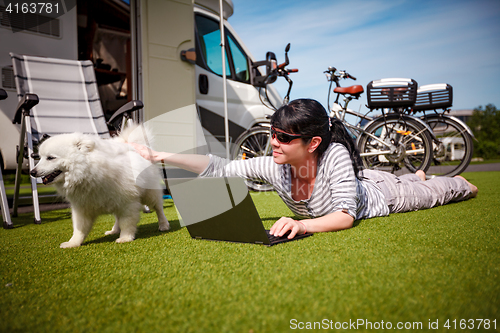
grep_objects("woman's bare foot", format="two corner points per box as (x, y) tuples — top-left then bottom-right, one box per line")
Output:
(454, 175), (478, 198)
(416, 170), (426, 181)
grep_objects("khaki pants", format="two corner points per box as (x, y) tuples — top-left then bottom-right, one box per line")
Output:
(363, 169), (472, 214)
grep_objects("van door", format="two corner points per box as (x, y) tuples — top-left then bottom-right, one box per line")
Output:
(132, 0), (201, 156)
(193, 10), (278, 156)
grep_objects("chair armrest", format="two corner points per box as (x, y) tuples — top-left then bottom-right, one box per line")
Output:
(13, 94), (39, 124)
(0, 89), (7, 100)
(107, 100), (144, 125)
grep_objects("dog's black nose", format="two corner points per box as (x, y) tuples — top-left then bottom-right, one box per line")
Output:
(30, 169), (37, 177)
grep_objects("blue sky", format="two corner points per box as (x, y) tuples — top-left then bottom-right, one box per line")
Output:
(229, 0), (500, 113)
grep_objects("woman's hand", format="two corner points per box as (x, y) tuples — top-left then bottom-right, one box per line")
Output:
(128, 143), (209, 174)
(128, 142), (161, 163)
(270, 217), (307, 239)
(270, 211), (354, 238)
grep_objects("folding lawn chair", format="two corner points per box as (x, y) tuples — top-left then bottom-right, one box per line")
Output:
(0, 89), (13, 229)
(9, 53), (144, 224)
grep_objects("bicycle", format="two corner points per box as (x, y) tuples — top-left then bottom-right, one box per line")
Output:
(410, 83), (474, 177)
(325, 67), (434, 174)
(231, 43), (298, 191)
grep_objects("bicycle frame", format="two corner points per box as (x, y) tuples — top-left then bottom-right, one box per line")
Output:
(329, 95), (428, 157)
(326, 68), (394, 152)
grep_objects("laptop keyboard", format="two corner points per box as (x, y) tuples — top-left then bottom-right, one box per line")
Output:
(266, 230), (293, 243)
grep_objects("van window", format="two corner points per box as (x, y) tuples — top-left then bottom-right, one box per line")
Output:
(195, 15), (232, 77)
(195, 14), (250, 83)
(227, 34), (249, 82)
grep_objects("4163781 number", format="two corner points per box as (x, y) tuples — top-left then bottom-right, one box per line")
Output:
(444, 319), (496, 330)
(5, 2), (60, 15)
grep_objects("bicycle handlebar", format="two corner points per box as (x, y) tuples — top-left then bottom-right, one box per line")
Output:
(325, 66), (361, 109)
(270, 43), (297, 76)
(261, 43), (298, 108)
(325, 66), (356, 82)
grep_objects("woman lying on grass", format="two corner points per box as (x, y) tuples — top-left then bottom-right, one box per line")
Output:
(130, 99), (478, 239)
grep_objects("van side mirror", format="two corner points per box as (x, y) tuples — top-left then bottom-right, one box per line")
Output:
(265, 51), (277, 84)
(251, 51), (277, 87)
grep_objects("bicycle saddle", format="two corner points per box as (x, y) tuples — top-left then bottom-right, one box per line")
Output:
(334, 85), (364, 98)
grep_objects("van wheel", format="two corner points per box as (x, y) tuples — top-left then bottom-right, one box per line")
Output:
(232, 126), (273, 192)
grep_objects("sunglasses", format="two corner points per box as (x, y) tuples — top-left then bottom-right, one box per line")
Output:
(270, 126), (312, 144)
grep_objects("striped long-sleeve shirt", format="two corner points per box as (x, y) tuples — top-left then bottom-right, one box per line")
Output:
(199, 143), (390, 220)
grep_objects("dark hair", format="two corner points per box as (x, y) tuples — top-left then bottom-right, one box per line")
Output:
(270, 98), (364, 178)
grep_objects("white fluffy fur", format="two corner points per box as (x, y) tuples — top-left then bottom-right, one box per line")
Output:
(31, 125), (170, 248)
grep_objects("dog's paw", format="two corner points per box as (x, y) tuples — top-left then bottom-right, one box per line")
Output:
(158, 221), (170, 232)
(115, 235), (135, 243)
(60, 241), (81, 249)
(104, 229), (120, 236)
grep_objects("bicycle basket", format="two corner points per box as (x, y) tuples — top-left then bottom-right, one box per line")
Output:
(412, 83), (453, 111)
(366, 78), (418, 109)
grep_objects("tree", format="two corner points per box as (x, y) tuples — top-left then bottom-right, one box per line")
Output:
(467, 104), (500, 159)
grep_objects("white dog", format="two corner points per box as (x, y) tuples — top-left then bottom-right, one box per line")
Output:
(31, 126), (170, 248)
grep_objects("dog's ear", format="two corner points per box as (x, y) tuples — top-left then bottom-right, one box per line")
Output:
(76, 138), (95, 152)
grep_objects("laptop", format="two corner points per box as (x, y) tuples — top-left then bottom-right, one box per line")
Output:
(167, 177), (313, 246)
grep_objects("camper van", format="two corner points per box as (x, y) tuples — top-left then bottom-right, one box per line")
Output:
(0, 0), (281, 172)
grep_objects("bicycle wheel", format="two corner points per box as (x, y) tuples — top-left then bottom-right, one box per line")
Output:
(424, 115), (473, 177)
(357, 115), (433, 173)
(231, 126), (274, 191)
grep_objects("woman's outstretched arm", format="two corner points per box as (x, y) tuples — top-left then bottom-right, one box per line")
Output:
(129, 143), (210, 175)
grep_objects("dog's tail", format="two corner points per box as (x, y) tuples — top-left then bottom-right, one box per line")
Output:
(118, 124), (154, 147)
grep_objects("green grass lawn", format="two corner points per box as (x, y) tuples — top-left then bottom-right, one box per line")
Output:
(470, 158), (500, 165)
(1, 171), (499, 332)
(2, 173), (58, 197)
